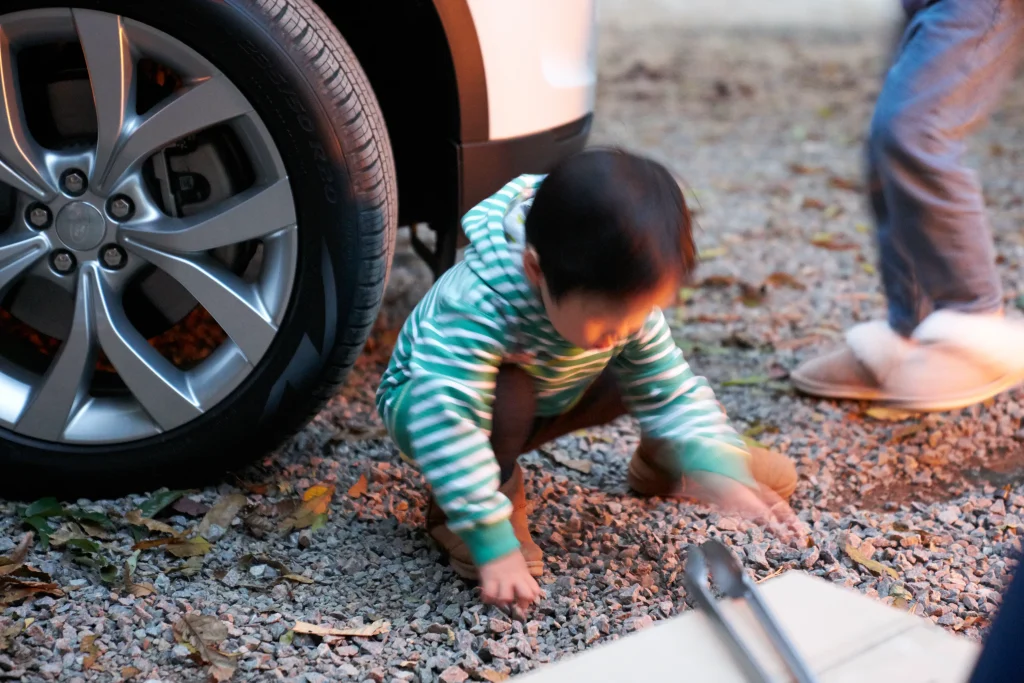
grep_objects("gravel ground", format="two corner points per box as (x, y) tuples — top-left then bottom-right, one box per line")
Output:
(3, 24), (1024, 683)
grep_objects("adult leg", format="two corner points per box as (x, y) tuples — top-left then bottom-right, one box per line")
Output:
(792, 0), (1024, 411)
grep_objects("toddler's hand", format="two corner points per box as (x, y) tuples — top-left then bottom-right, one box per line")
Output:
(479, 551), (543, 611)
(690, 472), (809, 543)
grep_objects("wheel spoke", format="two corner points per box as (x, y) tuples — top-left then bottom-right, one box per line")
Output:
(0, 29), (55, 200)
(0, 232), (48, 295)
(73, 9), (135, 191)
(100, 74), (253, 193)
(123, 241), (276, 363)
(90, 265), (202, 430)
(119, 178), (295, 253)
(16, 269), (97, 440)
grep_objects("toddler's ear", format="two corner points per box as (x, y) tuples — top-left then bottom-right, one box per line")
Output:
(522, 246), (543, 287)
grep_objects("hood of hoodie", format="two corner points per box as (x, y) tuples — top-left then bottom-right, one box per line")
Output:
(461, 174), (546, 294)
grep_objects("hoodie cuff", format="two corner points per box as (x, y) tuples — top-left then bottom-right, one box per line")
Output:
(683, 441), (757, 489)
(459, 519), (521, 567)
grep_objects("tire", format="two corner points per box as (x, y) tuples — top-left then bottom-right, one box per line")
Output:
(0, 0), (397, 499)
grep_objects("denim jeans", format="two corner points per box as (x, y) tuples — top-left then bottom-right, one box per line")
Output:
(870, 0), (1024, 336)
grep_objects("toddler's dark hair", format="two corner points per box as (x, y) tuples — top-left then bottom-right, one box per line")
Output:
(525, 148), (696, 301)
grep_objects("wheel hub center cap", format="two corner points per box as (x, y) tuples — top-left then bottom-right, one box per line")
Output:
(55, 201), (106, 251)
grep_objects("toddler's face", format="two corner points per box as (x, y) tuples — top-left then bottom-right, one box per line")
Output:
(523, 248), (676, 351)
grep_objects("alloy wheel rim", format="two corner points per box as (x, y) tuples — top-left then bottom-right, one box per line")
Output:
(0, 8), (299, 444)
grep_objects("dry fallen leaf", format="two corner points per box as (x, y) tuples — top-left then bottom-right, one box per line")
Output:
(810, 232), (859, 251)
(829, 175), (862, 192)
(0, 575), (64, 606)
(844, 541), (899, 580)
(165, 537), (212, 559)
(49, 522), (91, 549)
(172, 497), (211, 518)
(541, 447), (592, 474)
(0, 533), (32, 576)
(764, 272), (806, 291)
(0, 620), (24, 651)
(125, 510), (181, 537)
(865, 407), (917, 422)
(280, 483), (335, 532)
(81, 633), (103, 671)
(198, 493), (247, 537)
(173, 614), (236, 681)
(121, 666), (141, 680)
(891, 423), (925, 442)
(698, 246), (727, 260)
(293, 619), (390, 638)
(167, 557), (205, 577)
(347, 475), (369, 499)
(481, 671), (510, 682)
(283, 574), (315, 584)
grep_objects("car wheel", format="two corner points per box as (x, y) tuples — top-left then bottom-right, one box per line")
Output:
(0, 0), (397, 499)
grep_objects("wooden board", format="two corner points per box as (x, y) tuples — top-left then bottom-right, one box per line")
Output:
(521, 571), (979, 682)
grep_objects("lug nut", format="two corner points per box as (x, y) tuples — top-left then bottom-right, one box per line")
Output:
(26, 203), (51, 229)
(61, 169), (86, 196)
(101, 244), (126, 270)
(108, 195), (134, 220)
(51, 250), (76, 274)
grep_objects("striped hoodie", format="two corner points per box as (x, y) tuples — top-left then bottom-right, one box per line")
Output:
(376, 174), (754, 566)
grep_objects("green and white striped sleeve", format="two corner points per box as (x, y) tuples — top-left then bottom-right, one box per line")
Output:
(611, 310), (756, 487)
(400, 299), (521, 566)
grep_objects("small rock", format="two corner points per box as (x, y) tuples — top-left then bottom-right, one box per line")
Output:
(607, 502), (623, 515)
(335, 645), (359, 657)
(414, 604), (432, 619)
(938, 507), (961, 525)
(439, 666), (469, 683)
(172, 644), (193, 660)
(250, 564), (268, 579)
(304, 674), (329, 683)
(480, 640), (510, 661)
(585, 626), (601, 643)
(800, 547), (820, 569)
(298, 530), (313, 549)
(489, 618), (511, 634)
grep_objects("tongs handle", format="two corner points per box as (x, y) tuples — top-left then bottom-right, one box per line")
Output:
(742, 584), (818, 683)
(684, 550), (774, 683)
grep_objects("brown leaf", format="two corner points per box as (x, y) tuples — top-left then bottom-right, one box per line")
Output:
(865, 407), (916, 422)
(0, 620), (24, 651)
(739, 282), (767, 307)
(0, 533), (32, 576)
(699, 274), (737, 288)
(764, 272), (806, 291)
(481, 671), (510, 682)
(82, 633), (103, 671)
(810, 232), (859, 251)
(121, 666), (141, 680)
(0, 575), (64, 606)
(173, 614), (236, 678)
(165, 537), (212, 558)
(541, 447), (593, 474)
(293, 619), (390, 638)
(891, 423), (925, 442)
(167, 557), (205, 577)
(280, 483), (335, 532)
(829, 175), (862, 192)
(789, 162), (825, 175)
(283, 574), (315, 585)
(132, 537), (176, 551)
(197, 493), (247, 537)
(347, 476), (368, 499)
(49, 522), (89, 549)
(171, 497), (211, 517)
(128, 582), (157, 598)
(125, 510), (181, 537)
(801, 197), (827, 211)
(78, 521), (112, 540)
(844, 541), (899, 579)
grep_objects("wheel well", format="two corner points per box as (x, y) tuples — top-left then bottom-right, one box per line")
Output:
(316, 1), (462, 228)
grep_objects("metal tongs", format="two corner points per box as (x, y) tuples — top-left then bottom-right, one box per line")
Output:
(683, 539), (818, 683)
